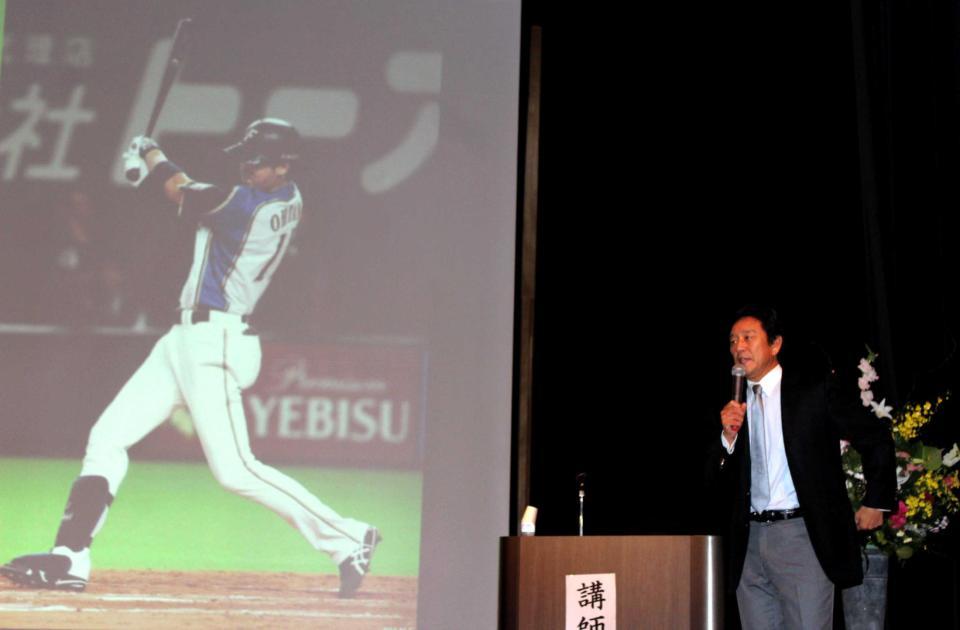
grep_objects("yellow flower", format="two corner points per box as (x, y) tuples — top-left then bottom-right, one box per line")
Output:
(892, 399), (944, 440)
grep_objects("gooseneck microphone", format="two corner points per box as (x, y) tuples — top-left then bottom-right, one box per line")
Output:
(576, 473), (586, 536)
(731, 365), (747, 403)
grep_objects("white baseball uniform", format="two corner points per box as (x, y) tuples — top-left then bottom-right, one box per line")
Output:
(80, 179), (369, 565)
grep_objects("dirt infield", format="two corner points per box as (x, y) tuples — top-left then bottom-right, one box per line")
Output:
(0, 570), (417, 629)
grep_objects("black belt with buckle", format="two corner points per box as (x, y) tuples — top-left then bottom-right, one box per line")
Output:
(185, 308), (250, 324)
(750, 508), (803, 523)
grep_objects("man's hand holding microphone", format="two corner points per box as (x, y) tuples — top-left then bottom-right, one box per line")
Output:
(721, 365), (747, 445)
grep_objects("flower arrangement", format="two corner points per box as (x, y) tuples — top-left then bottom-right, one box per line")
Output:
(842, 349), (956, 559)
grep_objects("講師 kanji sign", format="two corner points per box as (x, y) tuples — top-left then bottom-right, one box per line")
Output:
(566, 573), (616, 630)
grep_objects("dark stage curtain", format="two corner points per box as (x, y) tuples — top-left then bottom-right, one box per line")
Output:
(852, 0), (960, 626)
(524, 0), (960, 627)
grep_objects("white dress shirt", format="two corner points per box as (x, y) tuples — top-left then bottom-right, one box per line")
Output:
(721, 364), (799, 511)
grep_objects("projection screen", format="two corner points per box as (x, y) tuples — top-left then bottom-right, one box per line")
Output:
(0, 1), (520, 628)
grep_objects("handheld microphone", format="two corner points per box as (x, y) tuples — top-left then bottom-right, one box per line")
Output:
(731, 365), (746, 403)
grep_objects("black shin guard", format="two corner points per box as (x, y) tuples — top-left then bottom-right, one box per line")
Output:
(54, 476), (114, 552)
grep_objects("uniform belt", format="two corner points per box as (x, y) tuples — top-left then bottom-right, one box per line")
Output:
(179, 308), (249, 326)
(750, 508), (803, 523)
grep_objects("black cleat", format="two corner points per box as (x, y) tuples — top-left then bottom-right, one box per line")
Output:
(338, 527), (382, 598)
(0, 553), (87, 591)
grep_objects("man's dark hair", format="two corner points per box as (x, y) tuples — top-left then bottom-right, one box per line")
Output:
(732, 304), (783, 343)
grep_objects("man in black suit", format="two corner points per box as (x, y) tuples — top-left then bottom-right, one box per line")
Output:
(710, 305), (895, 629)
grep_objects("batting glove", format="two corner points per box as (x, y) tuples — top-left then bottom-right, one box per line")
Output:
(122, 149), (148, 186)
(129, 135), (161, 159)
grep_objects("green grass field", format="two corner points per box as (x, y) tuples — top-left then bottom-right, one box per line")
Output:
(0, 457), (421, 576)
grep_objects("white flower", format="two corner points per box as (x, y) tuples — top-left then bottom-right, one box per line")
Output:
(896, 465), (910, 488)
(870, 398), (893, 419)
(944, 443), (960, 467)
(858, 359), (879, 382)
(860, 389), (875, 407)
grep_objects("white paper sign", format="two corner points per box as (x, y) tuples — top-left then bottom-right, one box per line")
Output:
(565, 572), (616, 630)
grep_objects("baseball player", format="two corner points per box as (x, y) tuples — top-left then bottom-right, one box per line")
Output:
(0, 119), (380, 598)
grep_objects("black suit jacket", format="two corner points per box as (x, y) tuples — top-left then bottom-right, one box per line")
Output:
(707, 368), (896, 590)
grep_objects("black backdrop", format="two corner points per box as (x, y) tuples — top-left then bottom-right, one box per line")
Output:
(524, 0), (960, 628)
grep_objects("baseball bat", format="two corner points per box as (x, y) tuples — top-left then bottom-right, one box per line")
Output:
(125, 18), (193, 181)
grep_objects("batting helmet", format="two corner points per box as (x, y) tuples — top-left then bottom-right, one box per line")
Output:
(223, 118), (300, 165)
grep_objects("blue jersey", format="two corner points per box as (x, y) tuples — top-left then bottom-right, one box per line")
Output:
(177, 181), (302, 315)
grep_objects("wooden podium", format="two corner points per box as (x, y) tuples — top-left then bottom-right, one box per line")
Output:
(500, 535), (723, 629)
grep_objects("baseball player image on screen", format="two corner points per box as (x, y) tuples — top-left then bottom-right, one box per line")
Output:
(0, 119), (381, 599)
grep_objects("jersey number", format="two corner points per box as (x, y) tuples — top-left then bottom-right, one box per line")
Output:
(255, 235), (286, 282)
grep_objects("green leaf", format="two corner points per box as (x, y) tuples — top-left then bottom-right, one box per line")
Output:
(896, 545), (914, 560)
(845, 450), (863, 469)
(922, 445), (943, 470)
